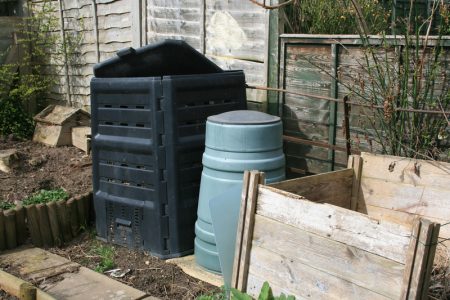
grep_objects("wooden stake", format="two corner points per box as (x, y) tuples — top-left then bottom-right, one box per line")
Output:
(76, 195), (87, 230)
(25, 205), (42, 247)
(237, 171), (260, 291)
(15, 205), (27, 245)
(56, 200), (72, 243)
(36, 204), (54, 247)
(0, 209), (6, 251)
(232, 171), (251, 289)
(67, 198), (79, 237)
(19, 282), (36, 300)
(47, 202), (62, 247)
(4, 209), (17, 249)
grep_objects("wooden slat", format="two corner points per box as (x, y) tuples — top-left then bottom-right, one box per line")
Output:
(359, 177), (450, 226)
(252, 215), (404, 299)
(347, 155), (363, 211)
(360, 152), (450, 189)
(236, 171), (260, 291)
(231, 170), (250, 289)
(421, 223), (440, 299)
(257, 186), (412, 264)
(268, 168), (353, 208)
(406, 219), (434, 299)
(248, 246), (390, 300)
(400, 218), (421, 299)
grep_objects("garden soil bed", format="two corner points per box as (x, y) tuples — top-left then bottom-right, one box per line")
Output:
(0, 139), (92, 203)
(49, 232), (219, 300)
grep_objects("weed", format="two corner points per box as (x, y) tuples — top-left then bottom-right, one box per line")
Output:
(0, 201), (15, 210)
(196, 282), (295, 300)
(90, 241), (115, 273)
(22, 188), (69, 206)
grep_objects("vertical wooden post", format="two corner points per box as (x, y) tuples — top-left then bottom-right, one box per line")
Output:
(200, 0), (206, 54)
(19, 282), (36, 300)
(56, 200), (72, 243)
(347, 155), (363, 211)
(328, 43), (339, 171)
(47, 202), (62, 247)
(15, 205), (27, 245)
(0, 210), (6, 251)
(233, 171), (261, 292)
(131, 0), (142, 48)
(343, 95), (351, 157)
(401, 218), (440, 299)
(67, 199), (79, 237)
(91, 0), (100, 63)
(25, 205), (42, 247)
(141, 0), (148, 46)
(36, 204), (53, 247)
(4, 209), (17, 249)
(57, 0), (72, 106)
(267, 0), (283, 115)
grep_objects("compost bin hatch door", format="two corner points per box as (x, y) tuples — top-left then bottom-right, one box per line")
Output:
(93, 39), (223, 78)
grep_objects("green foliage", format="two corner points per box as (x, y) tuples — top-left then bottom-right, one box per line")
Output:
(22, 188), (69, 206)
(196, 282), (295, 300)
(0, 201), (16, 210)
(0, 0), (83, 138)
(285, 0), (391, 34)
(90, 242), (116, 273)
(0, 95), (34, 139)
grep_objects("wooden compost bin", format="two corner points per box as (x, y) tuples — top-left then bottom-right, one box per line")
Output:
(0, 192), (92, 252)
(232, 152), (448, 299)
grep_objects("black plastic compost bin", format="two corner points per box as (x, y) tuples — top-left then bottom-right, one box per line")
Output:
(91, 40), (247, 258)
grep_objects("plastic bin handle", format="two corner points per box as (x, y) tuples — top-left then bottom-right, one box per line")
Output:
(116, 47), (136, 58)
(115, 218), (132, 227)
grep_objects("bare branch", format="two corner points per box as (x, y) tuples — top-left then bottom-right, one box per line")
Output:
(248, 0), (293, 10)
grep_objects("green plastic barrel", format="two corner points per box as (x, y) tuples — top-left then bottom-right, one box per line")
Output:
(194, 110), (285, 273)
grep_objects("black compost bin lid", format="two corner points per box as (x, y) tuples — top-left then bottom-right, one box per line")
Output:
(93, 40), (223, 78)
(208, 110), (280, 125)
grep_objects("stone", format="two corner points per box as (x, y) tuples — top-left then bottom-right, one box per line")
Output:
(0, 149), (18, 173)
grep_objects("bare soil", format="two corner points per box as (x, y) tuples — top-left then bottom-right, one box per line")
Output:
(49, 233), (219, 300)
(0, 138), (92, 203)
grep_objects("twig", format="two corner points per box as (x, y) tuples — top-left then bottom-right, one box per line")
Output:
(248, 0), (293, 10)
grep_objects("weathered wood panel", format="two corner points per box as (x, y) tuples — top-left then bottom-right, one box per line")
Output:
(279, 35), (450, 176)
(234, 174), (439, 300)
(357, 152), (450, 243)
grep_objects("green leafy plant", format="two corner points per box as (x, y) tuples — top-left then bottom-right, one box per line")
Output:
(0, 201), (16, 210)
(0, 0), (83, 139)
(22, 188), (69, 206)
(90, 242), (116, 273)
(196, 282), (295, 300)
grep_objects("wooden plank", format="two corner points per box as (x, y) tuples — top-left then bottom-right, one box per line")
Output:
(0, 210), (6, 251)
(421, 223), (440, 299)
(400, 218), (421, 299)
(252, 215), (404, 299)
(4, 209), (17, 249)
(72, 126), (91, 153)
(360, 152), (450, 189)
(406, 219), (434, 299)
(231, 170), (250, 289)
(268, 169), (353, 208)
(248, 246), (390, 300)
(257, 186), (412, 264)
(359, 177), (450, 221)
(348, 155), (363, 211)
(236, 171), (260, 291)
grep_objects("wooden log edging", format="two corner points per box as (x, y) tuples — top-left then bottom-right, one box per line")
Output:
(0, 191), (93, 252)
(0, 269), (56, 300)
